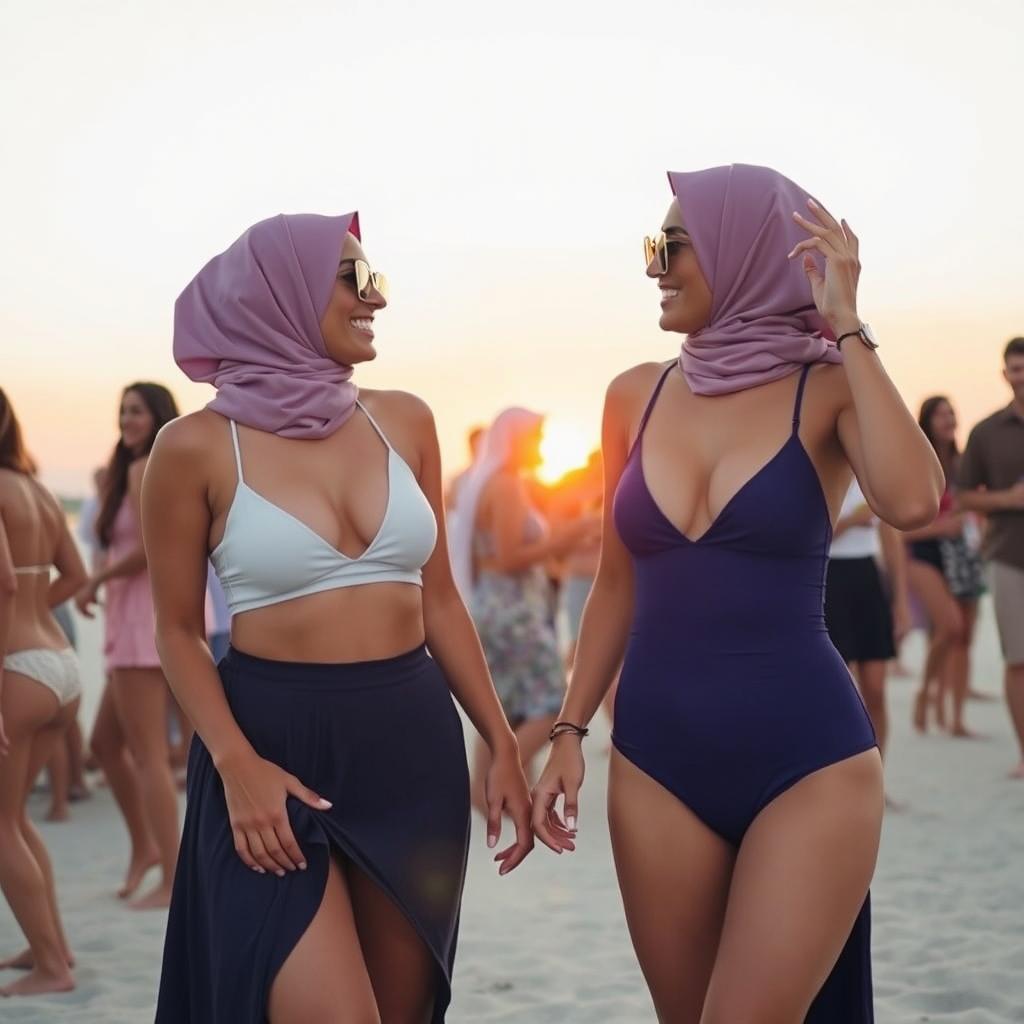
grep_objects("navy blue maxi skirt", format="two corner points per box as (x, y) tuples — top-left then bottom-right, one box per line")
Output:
(155, 645), (470, 1023)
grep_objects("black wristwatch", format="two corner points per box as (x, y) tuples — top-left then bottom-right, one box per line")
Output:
(835, 322), (879, 351)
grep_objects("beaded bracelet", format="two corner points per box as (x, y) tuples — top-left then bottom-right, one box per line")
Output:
(548, 721), (590, 741)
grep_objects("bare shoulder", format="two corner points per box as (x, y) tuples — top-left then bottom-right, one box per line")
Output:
(606, 360), (673, 418)
(150, 410), (225, 462)
(359, 388), (434, 428)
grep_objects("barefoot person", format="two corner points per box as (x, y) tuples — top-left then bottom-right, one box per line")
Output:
(904, 396), (986, 736)
(958, 337), (1024, 777)
(0, 389), (87, 997)
(532, 165), (942, 1021)
(149, 211), (532, 1022)
(77, 383), (182, 908)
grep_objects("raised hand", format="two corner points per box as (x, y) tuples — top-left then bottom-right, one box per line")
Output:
(788, 198), (861, 332)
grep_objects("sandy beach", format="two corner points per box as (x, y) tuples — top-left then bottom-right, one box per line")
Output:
(2, 599), (1023, 1023)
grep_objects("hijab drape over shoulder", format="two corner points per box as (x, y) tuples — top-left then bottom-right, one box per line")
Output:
(668, 165), (842, 396)
(174, 212), (361, 438)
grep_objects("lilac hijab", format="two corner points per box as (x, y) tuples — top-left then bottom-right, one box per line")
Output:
(174, 212), (361, 438)
(668, 164), (842, 396)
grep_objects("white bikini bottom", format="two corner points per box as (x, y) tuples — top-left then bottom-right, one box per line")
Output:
(3, 648), (82, 707)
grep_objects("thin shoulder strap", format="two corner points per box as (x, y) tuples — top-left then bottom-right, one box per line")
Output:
(791, 364), (813, 432)
(228, 420), (244, 481)
(637, 363), (677, 440)
(356, 400), (394, 451)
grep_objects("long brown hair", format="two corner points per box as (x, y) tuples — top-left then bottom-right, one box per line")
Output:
(918, 395), (959, 484)
(0, 388), (38, 476)
(96, 382), (179, 548)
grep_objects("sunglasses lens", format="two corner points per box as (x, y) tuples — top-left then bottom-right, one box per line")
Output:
(643, 236), (655, 267)
(354, 260), (372, 301)
(373, 272), (389, 301)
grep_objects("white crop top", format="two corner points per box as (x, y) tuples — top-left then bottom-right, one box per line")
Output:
(211, 404), (437, 615)
(829, 479), (880, 560)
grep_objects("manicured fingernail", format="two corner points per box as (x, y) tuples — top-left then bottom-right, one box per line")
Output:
(808, 197), (818, 207)
(487, 834), (497, 849)
(298, 862), (307, 871)
(276, 870), (285, 877)
(254, 867), (265, 874)
(317, 798), (332, 809)
(566, 816), (576, 830)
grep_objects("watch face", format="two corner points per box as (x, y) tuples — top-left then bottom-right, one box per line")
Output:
(861, 322), (878, 348)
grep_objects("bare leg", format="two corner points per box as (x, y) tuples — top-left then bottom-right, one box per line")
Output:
(111, 668), (180, 909)
(608, 751), (735, 1021)
(851, 661), (888, 758)
(0, 672), (74, 997)
(268, 856), (379, 1023)
(907, 561), (962, 734)
(90, 678), (158, 898)
(949, 600), (978, 737)
(18, 708), (78, 969)
(44, 726), (71, 822)
(65, 719), (89, 800)
(346, 860), (436, 1023)
(701, 750), (883, 1022)
(1006, 664), (1024, 778)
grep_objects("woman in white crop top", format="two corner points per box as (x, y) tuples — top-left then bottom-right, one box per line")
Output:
(144, 213), (533, 1024)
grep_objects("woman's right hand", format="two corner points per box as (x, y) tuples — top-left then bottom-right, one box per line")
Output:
(531, 735), (585, 853)
(74, 577), (101, 618)
(217, 751), (333, 876)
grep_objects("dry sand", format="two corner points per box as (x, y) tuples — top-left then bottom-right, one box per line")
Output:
(2, 599), (1022, 1022)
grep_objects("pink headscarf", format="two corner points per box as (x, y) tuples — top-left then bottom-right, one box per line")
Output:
(174, 212), (361, 438)
(668, 164), (842, 396)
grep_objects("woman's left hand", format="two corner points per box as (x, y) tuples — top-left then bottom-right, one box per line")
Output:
(483, 741), (534, 876)
(789, 198), (861, 333)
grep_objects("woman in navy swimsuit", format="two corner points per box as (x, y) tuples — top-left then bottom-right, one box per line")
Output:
(532, 165), (943, 1022)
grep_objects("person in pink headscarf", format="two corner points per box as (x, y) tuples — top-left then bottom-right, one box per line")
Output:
(145, 212), (532, 1023)
(532, 165), (943, 1021)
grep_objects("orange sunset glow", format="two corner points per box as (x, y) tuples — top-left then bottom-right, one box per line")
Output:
(537, 420), (595, 485)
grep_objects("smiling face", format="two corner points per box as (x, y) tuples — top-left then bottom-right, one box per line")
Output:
(648, 199), (713, 335)
(318, 231), (388, 366)
(927, 399), (958, 445)
(119, 389), (156, 454)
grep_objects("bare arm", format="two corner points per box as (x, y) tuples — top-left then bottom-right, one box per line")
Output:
(790, 202), (943, 529)
(878, 521), (911, 641)
(411, 398), (533, 873)
(835, 340), (943, 529)
(42, 491), (88, 608)
(958, 483), (1024, 515)
(92, 460), (149, 584)
(485, 475), (581, 573)
(0, 511), (16, 753)
(143, 416), (330, 879)
(142, 424), (250, 769)
(532, 369), (643, 851)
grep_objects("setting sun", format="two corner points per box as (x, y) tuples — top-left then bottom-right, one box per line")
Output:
(537, 420), (594, 485)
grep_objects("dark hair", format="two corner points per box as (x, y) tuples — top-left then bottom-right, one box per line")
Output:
(96, 382), (179, 548)
(1004, 337), (1024, 362)
(0, 388), (38, 475)
(918, 395), (958, 483)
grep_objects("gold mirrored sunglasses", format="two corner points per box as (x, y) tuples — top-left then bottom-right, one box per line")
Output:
(643, 232), (670, 274)
(340, 259), (389, 302)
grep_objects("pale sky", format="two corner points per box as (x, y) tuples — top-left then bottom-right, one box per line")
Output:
(2, 0), (1021, 496)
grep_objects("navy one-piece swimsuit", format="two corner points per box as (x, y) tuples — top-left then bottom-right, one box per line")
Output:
(612, 362), (877, 1022)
